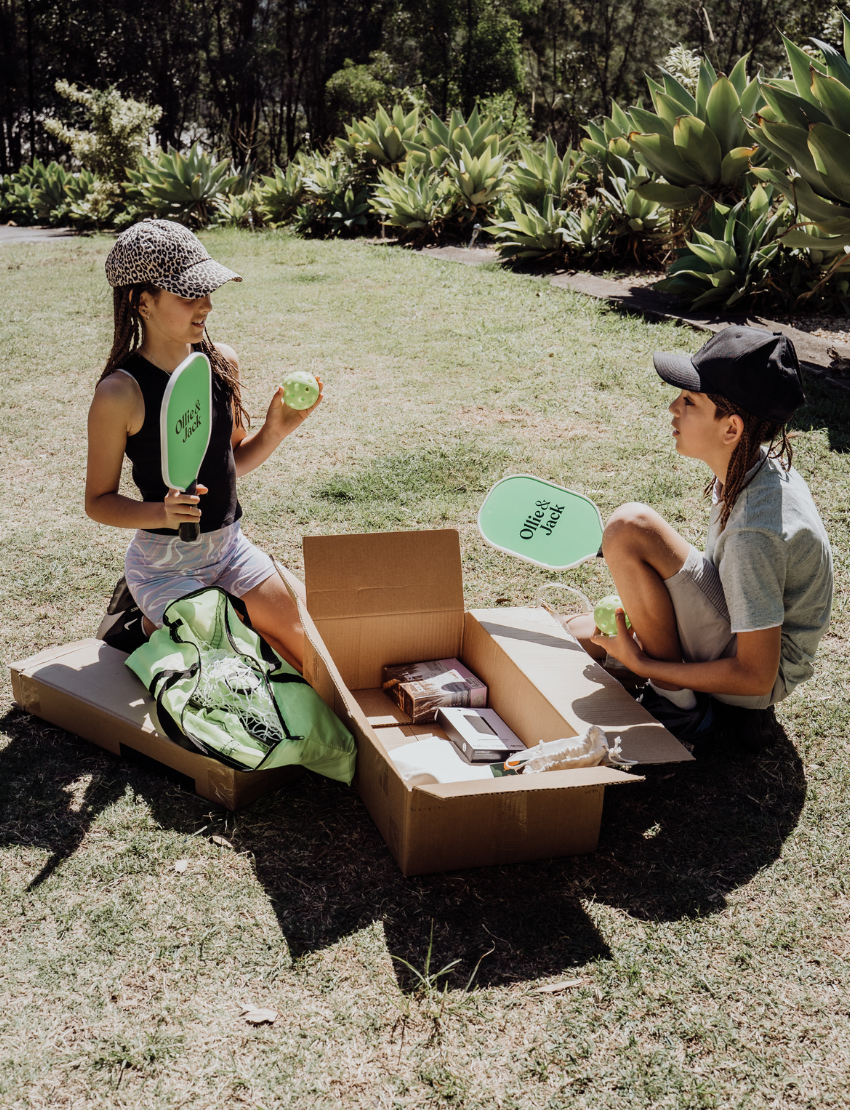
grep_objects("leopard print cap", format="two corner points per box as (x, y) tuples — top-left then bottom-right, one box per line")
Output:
(105, 218), (242, 297)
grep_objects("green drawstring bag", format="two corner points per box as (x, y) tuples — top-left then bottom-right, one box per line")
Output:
(125, 586), (356, 785)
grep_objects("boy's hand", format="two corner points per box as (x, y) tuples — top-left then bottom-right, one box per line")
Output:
(265, 375), (324, 441)
(590, 609), (646, 672)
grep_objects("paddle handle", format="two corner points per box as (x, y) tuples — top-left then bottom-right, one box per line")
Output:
(178, 480), (201, 543)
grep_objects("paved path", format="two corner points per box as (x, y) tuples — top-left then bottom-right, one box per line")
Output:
(419, 245), (850, 396)
(0, 225), (76, 244)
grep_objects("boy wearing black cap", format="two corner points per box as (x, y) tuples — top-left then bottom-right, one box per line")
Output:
(573, 326), (833, 747)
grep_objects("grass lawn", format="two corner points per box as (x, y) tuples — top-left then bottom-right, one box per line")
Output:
(1, 229), (849, 1109)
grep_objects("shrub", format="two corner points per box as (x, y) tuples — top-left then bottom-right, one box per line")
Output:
(125, 143), (241, 226)
(627, 55), (765, 211)
(370, 162), (453, 235)
(43, 80), (161, 182)
(654, 185), (792, 309)
(335, 104), (419, 171)
(510, 138), (586, 209)
(257, 161), (306, 227)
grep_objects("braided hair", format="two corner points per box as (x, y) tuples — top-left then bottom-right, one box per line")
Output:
(706, 392), (793, 530)
(98, 284), (249, 429)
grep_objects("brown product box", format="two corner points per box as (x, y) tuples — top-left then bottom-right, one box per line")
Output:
(382, 657), (487, 723)
(10, 528), (693, 871)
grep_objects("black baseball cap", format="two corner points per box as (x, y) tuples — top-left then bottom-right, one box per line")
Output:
(653, 326), (805, 424)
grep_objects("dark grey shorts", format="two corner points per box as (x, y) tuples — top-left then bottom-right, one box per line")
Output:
(665, 545), (785, 709)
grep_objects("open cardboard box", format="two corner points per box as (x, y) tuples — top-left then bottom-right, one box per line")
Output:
(10, 528), (692, 874)
(296, 528), (692, 875)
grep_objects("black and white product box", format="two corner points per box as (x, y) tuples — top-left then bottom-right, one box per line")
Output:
(436, 707), (526, 764)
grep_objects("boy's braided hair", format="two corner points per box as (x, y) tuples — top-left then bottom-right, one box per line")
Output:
(98, 284), (249, 429)
(706, 393), (793, 529)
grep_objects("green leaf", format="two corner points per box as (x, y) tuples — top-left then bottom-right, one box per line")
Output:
(756, 119), (823, 187)
(633, 180), (703, 208)
(628, 105), (674, 138)
(686, 240), (723, 266)
(610, 100), (632, 134)
(658, 67), (699, 115)
(720, 145), (758, 185)
(759, 81), (830, 128)
(629, 132), (698, 186)
(706, 76), (743, 154)
(728, 53), (751, 97)
(811, 38), (850, 90)
(781, 33), (825, 105)
(653, 92), (684, 133)
(810, 70), (850, 130)
(739, 75), (765, 119)
(807, 123), (850, 202)
(673, 115), (722, 183)
(713, 240), (738, 269)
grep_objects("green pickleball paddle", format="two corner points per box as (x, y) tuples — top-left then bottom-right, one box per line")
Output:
(160, 352), (212, 543)
(478, 474), (604, 571)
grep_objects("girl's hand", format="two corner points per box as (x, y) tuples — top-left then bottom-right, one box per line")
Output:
(590, 608), (646, 673)
(265, 375), (324, 441)
(162, 485), (208, 530)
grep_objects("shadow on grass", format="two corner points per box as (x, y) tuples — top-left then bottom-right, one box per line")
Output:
(794, 371), (850, 455)
(0, 707), (804, 991)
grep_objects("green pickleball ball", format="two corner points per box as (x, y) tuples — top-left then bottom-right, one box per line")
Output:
(594, 594), (632, 636)
(282, 371), (319, 410)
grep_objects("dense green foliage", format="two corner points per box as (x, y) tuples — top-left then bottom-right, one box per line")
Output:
(0, 0), (837, 174)
(5, 7), (850, 311)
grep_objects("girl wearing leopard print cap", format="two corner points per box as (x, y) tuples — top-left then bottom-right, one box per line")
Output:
(85, 218), (318, 671)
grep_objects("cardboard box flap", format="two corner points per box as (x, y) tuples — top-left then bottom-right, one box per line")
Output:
(304, 529), (464, 620)
(303, 530), (465, 690)
(415, 763), (640, 799)
(465, 608), (694, 764)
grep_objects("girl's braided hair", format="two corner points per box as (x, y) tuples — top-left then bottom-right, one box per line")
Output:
(98, 283), (249, 429)
(705, 393), (793, 530)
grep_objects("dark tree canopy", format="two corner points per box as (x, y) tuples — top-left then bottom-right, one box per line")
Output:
(0, 0), (836, 175)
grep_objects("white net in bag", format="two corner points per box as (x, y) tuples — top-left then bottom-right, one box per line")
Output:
(190, 649), (284, 748)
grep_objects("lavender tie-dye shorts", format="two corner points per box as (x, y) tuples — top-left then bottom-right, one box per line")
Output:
(124, 521), (276, 627)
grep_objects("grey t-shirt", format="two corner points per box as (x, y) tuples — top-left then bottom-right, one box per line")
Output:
(705, 451), (833, 696)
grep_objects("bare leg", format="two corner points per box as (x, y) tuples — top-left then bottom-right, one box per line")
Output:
(239, 569), (307, 673)
(565, 613), (607, 661)
(601, 503), (692, 691)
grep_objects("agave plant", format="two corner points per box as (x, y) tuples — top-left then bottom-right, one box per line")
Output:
(406, 107), (512, 171)
(654, 185), (791, 308)
(292, 153), (369, 237)
(257, 161), (306, 226)
(510, 138), (587, 208)
(581, 102), (640, 180)
(486, 194), (577, 260)
(214, 189), (262, 228)
(747, 15), (850, 249)
(444, 143), (511, 217)
(369, 162), (453, 231)
(125, 143), (241, 226)
(597, 160), (669, 261)
(557, 197), (615, 258)
(627, 55), (765, 210)
(335, 104), (419, 169)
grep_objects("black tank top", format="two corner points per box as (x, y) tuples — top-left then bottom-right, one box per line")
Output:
(121, 352), (242, 535)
